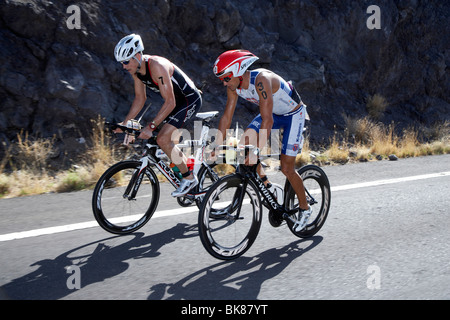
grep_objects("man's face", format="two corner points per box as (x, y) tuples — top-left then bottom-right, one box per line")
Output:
(122, 54), (140, 74)
(220, 73), (240, 90)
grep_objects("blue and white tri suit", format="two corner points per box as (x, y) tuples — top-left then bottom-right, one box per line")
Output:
(237, 69), (307, 157)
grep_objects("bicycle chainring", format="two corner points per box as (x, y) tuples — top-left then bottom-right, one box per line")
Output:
(268, 210), (284, 227)
(177, 196), (194, 207)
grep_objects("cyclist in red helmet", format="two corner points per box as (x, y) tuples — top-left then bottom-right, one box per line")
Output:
(213, 49), (312, 218)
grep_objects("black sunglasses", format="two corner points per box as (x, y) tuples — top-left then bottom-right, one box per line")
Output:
(121, 59), (131, 65)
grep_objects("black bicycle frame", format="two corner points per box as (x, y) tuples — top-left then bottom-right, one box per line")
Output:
(235, 164), (287, 215)
(235, 162), (312, 219)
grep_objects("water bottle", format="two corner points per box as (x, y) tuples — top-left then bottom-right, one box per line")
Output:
(187, 157), (195, 173)
(225, 137), (238, 164)
(268, 183), (284, 205)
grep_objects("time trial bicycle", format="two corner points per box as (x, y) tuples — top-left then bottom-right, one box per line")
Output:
(198, 145), (331, 260)
(92, 111), (235, 234)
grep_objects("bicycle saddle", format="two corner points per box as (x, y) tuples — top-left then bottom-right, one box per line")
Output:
(196, 111), (219, 121)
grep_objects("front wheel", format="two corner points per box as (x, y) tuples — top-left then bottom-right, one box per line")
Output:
(284, 165), (331, 238)
(195, 162), (236, 208)
(198, 174), (262, 260)
(92, 160), (160, 234)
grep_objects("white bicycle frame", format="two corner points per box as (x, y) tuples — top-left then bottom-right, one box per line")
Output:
(135, 111), (218, 198)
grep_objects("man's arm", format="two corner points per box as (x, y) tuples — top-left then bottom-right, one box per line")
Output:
(137, 59), (176, 139)
(115, 75), (146, 134)
(217, 87), (239, 145)
(123, 75), (147, 123)
(255, 74), (274, 150)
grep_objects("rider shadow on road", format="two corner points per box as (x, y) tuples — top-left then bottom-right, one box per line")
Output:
(1, 223), (197, 300)
(147, 235), (323, 300)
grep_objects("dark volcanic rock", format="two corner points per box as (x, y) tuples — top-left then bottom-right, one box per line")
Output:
(0, 0), (448, 160)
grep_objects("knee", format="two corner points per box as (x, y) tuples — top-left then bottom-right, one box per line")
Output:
(156, 134), (170, 147)
(280, 164), (296, 178)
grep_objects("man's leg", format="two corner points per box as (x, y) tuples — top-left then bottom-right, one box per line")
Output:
(280, 154), (309, 211)
(157, 123), (194, 180)
(240, 127), (273, 185)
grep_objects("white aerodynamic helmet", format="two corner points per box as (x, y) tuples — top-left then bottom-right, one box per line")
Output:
(114, 34), (144, 62)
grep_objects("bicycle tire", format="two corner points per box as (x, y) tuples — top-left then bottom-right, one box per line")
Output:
(284, 165), (331, 238)
(198, 174), (262, 260)
(169, 162), (226, 208)
(92, 160), (160, 234)
(195, 162), (236, 209)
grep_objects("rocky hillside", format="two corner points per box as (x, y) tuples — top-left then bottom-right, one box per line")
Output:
(0, 0), (448, 161)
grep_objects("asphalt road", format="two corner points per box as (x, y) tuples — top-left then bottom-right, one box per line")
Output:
(1, 154), (449, 301)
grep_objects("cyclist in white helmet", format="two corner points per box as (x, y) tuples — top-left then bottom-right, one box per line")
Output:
(114, 34), (202, 197)
(213, 49), (312, 218)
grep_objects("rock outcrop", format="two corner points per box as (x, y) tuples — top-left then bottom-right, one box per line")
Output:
(0, 0), (448, 161)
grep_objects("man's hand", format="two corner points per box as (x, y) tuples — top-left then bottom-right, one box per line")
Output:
(113, 122), (125, 134)
(138, 125), (153, 140)
(208, 145), (218, 162)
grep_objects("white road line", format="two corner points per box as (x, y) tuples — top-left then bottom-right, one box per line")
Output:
(1, 171), (449, 242)
(0, 206), (199, 242)
(330, 171), (450, 192)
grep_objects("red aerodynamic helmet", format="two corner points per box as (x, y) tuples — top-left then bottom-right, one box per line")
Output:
(213, 50), (259, 78)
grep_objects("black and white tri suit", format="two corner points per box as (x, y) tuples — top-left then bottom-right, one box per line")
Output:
(136, 56), (202, 129)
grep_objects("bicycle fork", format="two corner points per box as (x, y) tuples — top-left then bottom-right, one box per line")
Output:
(228, 179), (248, 222)
(124, 158), (149, 200)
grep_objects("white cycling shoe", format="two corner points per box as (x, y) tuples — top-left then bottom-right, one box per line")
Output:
(293, 206), (312, 232)
(171, 175), (198, 197)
